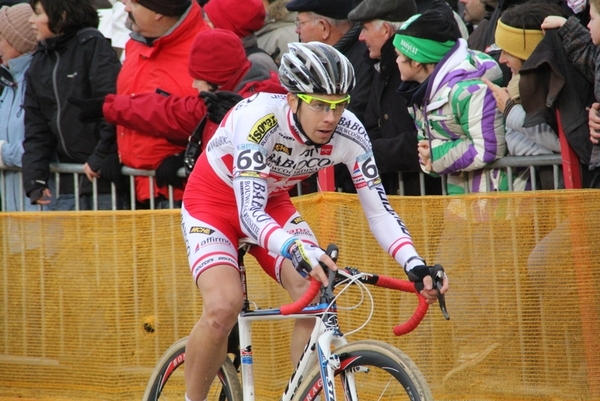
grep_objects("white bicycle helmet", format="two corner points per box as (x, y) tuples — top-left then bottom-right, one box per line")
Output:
(279, 42), (355, 95)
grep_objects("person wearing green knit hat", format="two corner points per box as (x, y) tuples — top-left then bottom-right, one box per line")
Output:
(391, 8), (506, 194)
(393, 11), (458, 64)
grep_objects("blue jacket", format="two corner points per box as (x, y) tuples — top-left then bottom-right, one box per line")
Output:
(0, 53), (38, 211)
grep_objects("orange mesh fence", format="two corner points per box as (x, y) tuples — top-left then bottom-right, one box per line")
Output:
(1, 190), (599, 401)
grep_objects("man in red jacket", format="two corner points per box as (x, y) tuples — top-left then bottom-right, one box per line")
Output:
(116, 0), (209, 208)
(76, 29), (286, 193)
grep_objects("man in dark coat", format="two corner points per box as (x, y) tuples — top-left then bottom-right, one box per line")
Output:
(344, 0), (444, 195)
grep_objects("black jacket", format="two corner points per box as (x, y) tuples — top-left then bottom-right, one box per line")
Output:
(334, 24), (374, 124)
(23, 28), (121, 197)
(519, 30), (595, 167)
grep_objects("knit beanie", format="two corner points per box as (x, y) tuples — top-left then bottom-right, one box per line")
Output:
(494, 19), (544, 61)
(204, 0), (266, 38)
(136, 0), (191, 16)
(0, 4), (37, 55)
(393, 10), (461, 63)
(188, 28), (251, 86)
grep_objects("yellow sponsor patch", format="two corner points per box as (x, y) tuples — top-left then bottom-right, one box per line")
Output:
(189, 226), (215, 234)
(247, 113), (277, 143)
(274, 143), (291, 155)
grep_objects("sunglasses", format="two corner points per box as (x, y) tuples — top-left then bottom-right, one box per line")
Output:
(0, 65), (16, 88)
(297, 93), (351, 114)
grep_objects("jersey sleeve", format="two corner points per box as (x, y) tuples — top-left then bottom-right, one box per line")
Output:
(339, 119), (424, 272)
(228, 100), (296, 256)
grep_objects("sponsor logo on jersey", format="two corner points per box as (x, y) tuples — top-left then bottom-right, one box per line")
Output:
(274, 143), (292, 155)
(291, 216), (305, 225)
(189, 226), (215, 235)
(248, 113), (278, 143)
(288, 228), (312, 237)
(320, 144), (333, 156)
(235, 170), (268, 179)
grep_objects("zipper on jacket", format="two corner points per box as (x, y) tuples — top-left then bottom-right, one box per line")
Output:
(52, 50), (73, 160)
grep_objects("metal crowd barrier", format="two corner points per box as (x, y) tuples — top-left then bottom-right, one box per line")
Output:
(0, 154), (564, 212)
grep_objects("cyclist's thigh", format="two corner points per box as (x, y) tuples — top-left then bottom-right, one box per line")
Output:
(249, 193), (318, 284)
(181, 203), (239, 285)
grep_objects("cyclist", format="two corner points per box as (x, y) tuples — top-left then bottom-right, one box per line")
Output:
(180, 41), (449, 401)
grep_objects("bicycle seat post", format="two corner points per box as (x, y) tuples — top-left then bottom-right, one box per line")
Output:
(238, 245), (251, 312)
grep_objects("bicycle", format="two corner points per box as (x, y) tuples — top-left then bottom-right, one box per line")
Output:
(143, 244), (449, 401)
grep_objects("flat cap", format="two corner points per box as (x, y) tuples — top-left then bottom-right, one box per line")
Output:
(348, 0), (417, 22)
(286, 0), (356, 20)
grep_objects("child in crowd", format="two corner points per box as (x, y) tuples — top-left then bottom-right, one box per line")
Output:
(0, 3), (47, 211)
(484, 1), (567, 190)
(22, 0), (122, 210)
(393, 9), (507, 195)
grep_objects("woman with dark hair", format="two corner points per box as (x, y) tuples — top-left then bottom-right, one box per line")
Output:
(22, 0), (122, 210)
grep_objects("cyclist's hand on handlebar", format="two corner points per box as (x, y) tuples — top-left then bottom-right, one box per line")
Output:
(288, 240), (336, 286)
(407, 265), (449, 305)
(419, 275), (448, 304)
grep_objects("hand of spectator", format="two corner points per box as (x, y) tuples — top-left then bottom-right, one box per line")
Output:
(155, 153), (185, 189)
(417, 140), (432, 172)
(482, 78), (510, 113)
(83, 162), (100, 182)
(67, 96), (106, 123)
(541, 16), (567, 32)
(29, 187), (53, 205)
(589, 103), (600, 144)
(200, 91), (244, 123)
(99, 153), (127, 191)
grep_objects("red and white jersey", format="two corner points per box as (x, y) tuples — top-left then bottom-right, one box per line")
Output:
(183, 92), (422, 270)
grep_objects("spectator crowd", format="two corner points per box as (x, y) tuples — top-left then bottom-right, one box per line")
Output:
(0, 0), (599, 212)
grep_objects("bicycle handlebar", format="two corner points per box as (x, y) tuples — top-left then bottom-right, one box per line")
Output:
(280, 278), (321, 315)
(278, 244), (446, 335)
(373, 274), (429, 336)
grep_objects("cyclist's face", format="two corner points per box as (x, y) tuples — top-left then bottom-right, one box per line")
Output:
(287, 93), (349, 145)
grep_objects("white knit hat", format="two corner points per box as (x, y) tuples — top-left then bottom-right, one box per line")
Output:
(0, 4), (37, 55)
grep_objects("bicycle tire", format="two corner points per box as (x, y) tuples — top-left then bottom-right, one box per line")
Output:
(143, 336), (243, 401)
(293, 339), (433, 401)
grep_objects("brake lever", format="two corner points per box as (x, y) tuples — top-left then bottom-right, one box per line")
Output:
(320, 244), (339, 299)
(431, 264), (450, 320)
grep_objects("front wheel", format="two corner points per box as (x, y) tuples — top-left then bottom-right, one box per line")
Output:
(143, 336), (243, 401)
(293, 339), (433, 401)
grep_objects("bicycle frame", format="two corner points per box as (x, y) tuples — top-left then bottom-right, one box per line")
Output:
(236, 284), (348, 401)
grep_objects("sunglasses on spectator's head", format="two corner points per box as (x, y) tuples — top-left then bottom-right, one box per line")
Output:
(0, 65), (16, 88)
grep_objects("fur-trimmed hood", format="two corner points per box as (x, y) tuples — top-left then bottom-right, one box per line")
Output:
(266, 0), (295, 22)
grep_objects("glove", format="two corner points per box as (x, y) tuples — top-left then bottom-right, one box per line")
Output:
(155, 153), (185, 189)
(287, 240), (325, 278)
(200, 91), (243, 124)
(99, 153), (127, 191)
(406, 263), (447, 293)
(67, 96), (106, 123)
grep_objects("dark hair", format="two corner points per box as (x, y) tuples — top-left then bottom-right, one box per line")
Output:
(500, 0), (566, 29)
(30, 0), (99, 35)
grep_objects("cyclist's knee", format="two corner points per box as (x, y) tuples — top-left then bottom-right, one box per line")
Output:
(201, 297), (243, 335)
(197, 267), (244, 335)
